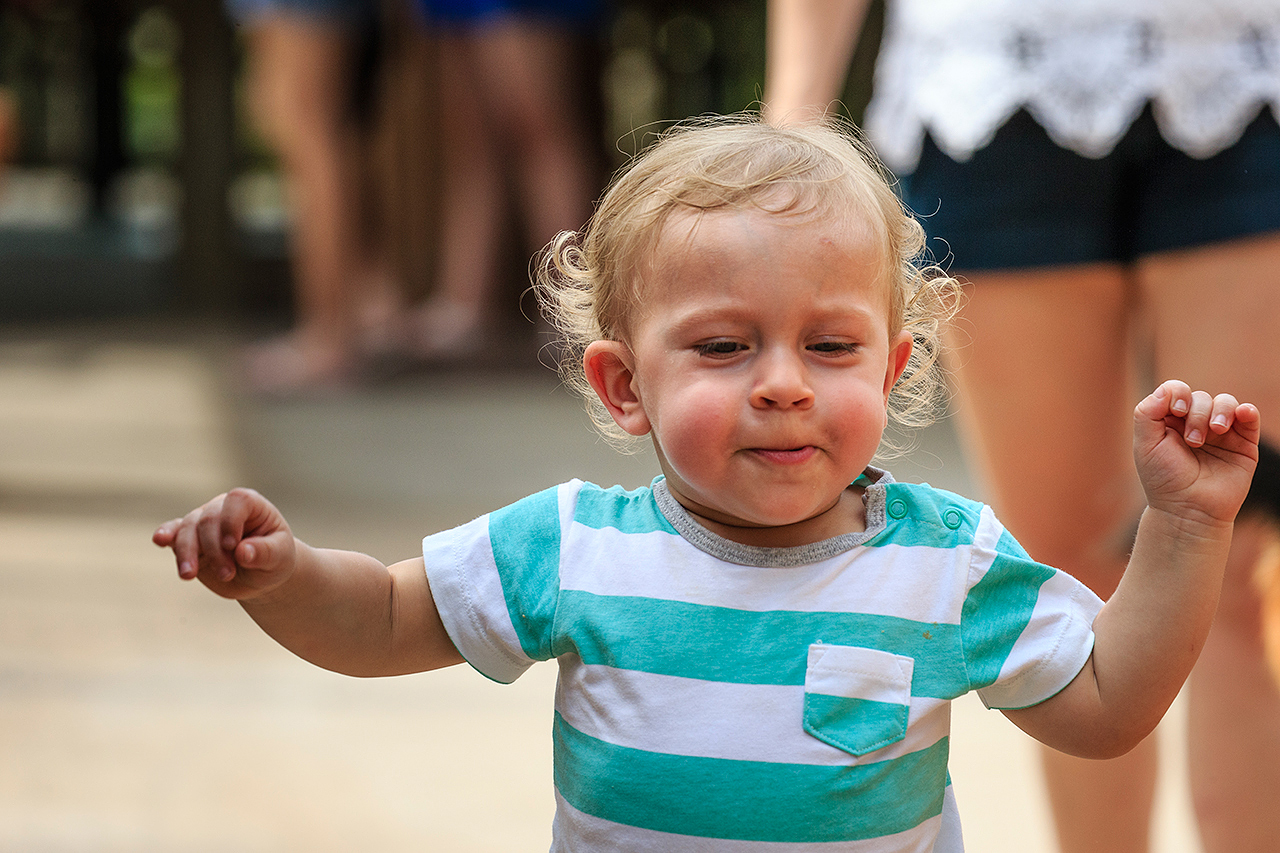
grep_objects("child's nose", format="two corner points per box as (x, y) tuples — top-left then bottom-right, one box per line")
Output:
(750, 350), (815, 409)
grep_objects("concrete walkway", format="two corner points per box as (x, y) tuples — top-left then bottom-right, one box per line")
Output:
(0, 320), (1201, 852)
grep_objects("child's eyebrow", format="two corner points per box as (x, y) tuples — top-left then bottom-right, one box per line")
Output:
(662, 301), (886, 336)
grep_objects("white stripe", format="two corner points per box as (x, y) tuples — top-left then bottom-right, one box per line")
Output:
(961, 506), (1003, 589)
(557, 479), (582, 538)
(422, 516), (532, 684)
(971, 505), (1006, 558)
(561, 524), (969, 623)
(978, 570), (1104, 710)
(551, 789), (948, 852)
(806, 644), (914, 703)
(554, 659), (951, 766)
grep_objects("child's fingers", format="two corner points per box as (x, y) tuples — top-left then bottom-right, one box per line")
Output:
(195, 502), (238, 583)
(1207, 393), (1244, 434)
(1229, 401), (1262, 443)
(216, 488), (259, 554)
(234, 528), (291, 570)
(1179, 389), (1215, 447)
(171, 509), (204, 580)
(1137, 379), (1191, 422)
(1134, 380), (1190, 451)
(1134, 381), (1262, 455)
(221, 487), (283, 546)
(1166, 380), (1193, 419)
(151, 518), (182, 547)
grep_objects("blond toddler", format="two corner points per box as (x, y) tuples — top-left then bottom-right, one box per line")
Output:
(154, 115), (1260, 852)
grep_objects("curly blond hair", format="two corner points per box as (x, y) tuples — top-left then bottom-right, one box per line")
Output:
(534, 113), (960, 454)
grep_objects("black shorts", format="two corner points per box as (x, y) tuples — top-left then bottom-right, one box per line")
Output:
(902, 105), (1280, 270)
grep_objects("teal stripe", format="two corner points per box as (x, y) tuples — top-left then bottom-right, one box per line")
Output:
(961, 529), (1056, 689)
(551, 590), (969, 699)
(553, 712), (949, 842)
(489, 485), (562, 660)
(803, 694), (908, 756)
(869, 484), (982, 549)
(573, 482), (678, 535)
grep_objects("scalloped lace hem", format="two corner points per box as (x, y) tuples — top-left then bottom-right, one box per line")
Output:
(864, 2), (1280, 171)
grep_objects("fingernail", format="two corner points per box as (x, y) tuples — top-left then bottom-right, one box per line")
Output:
(179, 561), (194, 578)
(1212, 415), (1229, 430)
(242, 544), (255, 563)
(1172, 400), (1189, 415)
(1187, 429), (1204, 445)
(219, 566), (235, 583)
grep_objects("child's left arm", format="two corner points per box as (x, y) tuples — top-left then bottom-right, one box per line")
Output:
(1004, 380), (1261, 758)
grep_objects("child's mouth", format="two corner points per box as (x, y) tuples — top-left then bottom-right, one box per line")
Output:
(751, 446), (817, 464)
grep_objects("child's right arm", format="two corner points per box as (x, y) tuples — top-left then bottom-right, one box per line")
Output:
(152, 488), (464, 677)
(1003, 381), (1260, 758)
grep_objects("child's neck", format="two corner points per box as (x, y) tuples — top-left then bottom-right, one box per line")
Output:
(682, 484), (868, 548)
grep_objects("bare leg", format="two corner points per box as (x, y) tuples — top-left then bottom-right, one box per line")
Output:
(1039, 738), (1157, 852)
(1139, 233), (1280, 853)
(410, 33), (506, 358)
(411, 19), (596, 357)
(945, 264), (1156, 853)
(1187, 518), (1280, 853)
(465, 20), (597, 250)
(242, 16), (371, 391)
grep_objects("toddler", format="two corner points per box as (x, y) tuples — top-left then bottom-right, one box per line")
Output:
(154, 115), (1260, 852)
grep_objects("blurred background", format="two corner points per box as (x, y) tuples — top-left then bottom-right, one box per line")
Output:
(0, 1), (1202, 850)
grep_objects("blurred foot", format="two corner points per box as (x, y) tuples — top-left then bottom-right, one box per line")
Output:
(241, 333), (359, 397)
(407, 296), (489, 362)
(354, 270), (410, 359)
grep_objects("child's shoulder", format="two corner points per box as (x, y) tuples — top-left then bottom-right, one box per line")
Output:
(870, 475), (988, 545)
(492, 479), (678, 537)
(571, 478), (678, 535)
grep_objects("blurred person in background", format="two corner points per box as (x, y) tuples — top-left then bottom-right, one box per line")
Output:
(232, 0), (403, 394)
(407, 0), (602, 360)
(0, 84), (16, 161)
(765, 1), (1280, 852)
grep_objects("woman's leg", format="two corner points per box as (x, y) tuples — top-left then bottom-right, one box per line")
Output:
(1138, 232), (1280, 853)
(409, 32), (506, 358)
(242, 15), (367, 390)
(464, 19), (597, 266)
(946, 263), (1157, 853)
(412, 18), (596, 357)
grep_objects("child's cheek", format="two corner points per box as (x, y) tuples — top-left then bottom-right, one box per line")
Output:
(657, 386), (737, 466)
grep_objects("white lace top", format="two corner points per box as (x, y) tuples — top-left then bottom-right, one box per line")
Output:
(864, 0), (1280, 171)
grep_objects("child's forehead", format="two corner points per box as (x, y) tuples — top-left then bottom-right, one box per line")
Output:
(658, 201), (874, 243)
(646, 203), (888, 281)
(632, 204), (895, 315)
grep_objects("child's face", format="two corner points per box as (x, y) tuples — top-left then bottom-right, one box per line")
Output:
(586, 205), (913, 547)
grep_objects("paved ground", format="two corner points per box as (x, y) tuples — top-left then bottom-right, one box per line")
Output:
(0, 318), (1202, 852)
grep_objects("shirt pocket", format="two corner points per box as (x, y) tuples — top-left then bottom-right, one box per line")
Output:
(802, 643), (914, 757)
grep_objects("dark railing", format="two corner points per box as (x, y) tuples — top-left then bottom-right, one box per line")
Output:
(0, 0), (878, 321)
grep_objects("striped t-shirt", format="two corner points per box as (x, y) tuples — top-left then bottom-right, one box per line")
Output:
(423, 468), (1104, 852)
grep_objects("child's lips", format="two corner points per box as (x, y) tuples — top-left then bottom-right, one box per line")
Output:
(750, 446), (818, 464)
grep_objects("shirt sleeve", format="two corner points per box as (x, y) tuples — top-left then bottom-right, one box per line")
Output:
(423, 483), (570, 684)
(962, 505), (1105, 710)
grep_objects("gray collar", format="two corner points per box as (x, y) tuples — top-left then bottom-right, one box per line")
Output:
(651, 467), (894, 567)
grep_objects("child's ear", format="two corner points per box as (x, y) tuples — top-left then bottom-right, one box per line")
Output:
(584, 340), (652, 436)
(883, 330), (914, 403)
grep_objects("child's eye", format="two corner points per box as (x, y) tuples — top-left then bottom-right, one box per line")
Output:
(809, 341), (859, 356)
(695, 341), (746, 358)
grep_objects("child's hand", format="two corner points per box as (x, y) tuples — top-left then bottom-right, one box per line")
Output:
(152, 488), (297, 600)
(1133, 380), (1261, 527)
